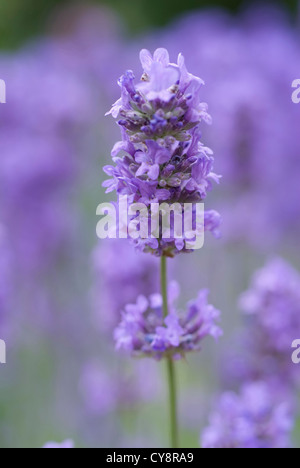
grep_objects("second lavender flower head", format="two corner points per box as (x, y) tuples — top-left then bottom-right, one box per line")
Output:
(114, 281), (222, 360)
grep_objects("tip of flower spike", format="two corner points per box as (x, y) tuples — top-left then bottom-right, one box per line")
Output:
(140, 48), (171, 73)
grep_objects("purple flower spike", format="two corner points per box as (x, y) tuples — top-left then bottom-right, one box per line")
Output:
(105, 48), (221, 256)
(201, 382), (294, 449)
(237, 258), (300, 385)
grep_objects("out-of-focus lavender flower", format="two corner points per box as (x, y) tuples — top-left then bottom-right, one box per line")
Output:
(87, 240), (163, 415)
(92, 240), (159, 331)
(114, 281), (222, 360)
(0, 133), (76, 274)
(49, 5), (126, 100)
(0, 36), (98, 336)
(240, 258), (300, 353)
(43, 440), (74, 449)
(104, 48), (221, 256)
(150, 8), (300, 247)
(201, 382), (294, 449)
(0, 225), (12, 335)
(0, 47), (92, 135)
(79, 363), (119, 415)
(79, 359), (161, 415)
(0, 47), (92, 274)
(237, 258), (300, 384)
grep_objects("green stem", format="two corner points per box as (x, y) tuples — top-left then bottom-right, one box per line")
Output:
(161, 256), (169, 319)
(167, 357), (178, 449)
(160, 256), (179, 449)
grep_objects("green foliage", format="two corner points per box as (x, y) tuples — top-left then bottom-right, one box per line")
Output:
(0, 0), (297, 49)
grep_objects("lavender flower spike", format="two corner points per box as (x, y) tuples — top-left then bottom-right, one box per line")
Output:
(104, 48), (221, 256)
(114, 281), (222, 360)
(201, 382), (294, 449)
(238, 258), (300, 384)
(105, 47), (223, 449)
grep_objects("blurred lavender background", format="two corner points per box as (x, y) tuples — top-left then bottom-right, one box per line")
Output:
(0, 0), (300, 448)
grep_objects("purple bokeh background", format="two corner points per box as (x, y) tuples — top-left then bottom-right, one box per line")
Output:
(0, 4), (300, 448)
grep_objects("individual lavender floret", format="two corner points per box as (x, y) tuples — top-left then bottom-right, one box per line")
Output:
(238, 258), (300, 383)
(201, 382), (294, 449)
(114, 281), (222, 360)
(43, 440), (74, 449)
